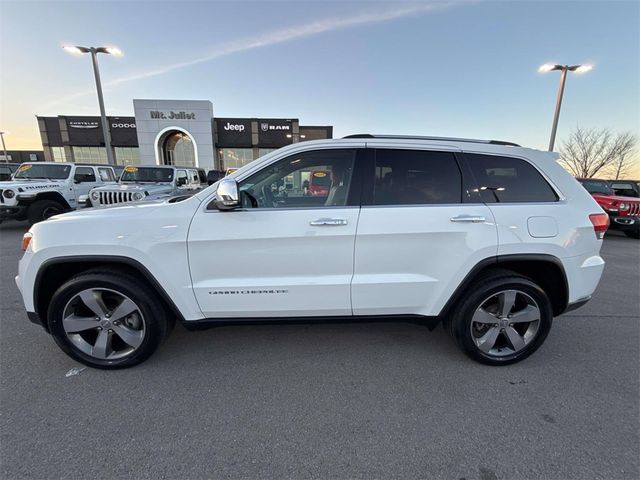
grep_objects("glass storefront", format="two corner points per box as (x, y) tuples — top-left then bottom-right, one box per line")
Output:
(115, 147), (140, 165)
(72, 146), (108, 164)
(162, 132), (195, 167)
(50, 147), (67, 162)
(217, 148), (255, 170)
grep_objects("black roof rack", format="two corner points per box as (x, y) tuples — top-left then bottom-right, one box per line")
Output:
(342, 134), (520, 147)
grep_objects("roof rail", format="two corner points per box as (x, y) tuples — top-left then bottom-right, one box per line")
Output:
(342, 134), (520, 147)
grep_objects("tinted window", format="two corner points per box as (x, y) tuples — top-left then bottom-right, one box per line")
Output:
(466, 154), (558, 203)
(579, 179), (612, 195)
(373, 149), (461, 205)
(74, 167), (96, 183)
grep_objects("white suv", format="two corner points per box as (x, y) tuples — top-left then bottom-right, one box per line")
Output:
(16, 136), (609, 368)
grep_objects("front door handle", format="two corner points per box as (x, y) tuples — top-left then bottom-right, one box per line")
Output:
(450, 215), (486, 223)
(310, 218), (348, 226)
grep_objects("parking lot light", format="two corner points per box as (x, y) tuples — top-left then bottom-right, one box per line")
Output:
(539, 63), (593, 151)
(63, 45), (123, 165)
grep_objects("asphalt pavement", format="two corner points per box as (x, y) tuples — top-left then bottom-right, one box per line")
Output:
(1, 220), (638, 480)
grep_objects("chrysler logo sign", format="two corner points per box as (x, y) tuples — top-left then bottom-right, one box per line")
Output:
(150, 110), (196, 120)
(69, 121), (99, 129)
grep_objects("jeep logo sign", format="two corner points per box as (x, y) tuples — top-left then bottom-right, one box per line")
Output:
(150, 111), (196, 120)
(223, 122), (245, 132)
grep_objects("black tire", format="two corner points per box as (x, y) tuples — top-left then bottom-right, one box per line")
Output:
(27, 199), (65, 225)
(448, 270), (553, 366)
(48, 269), (170, 369)
(623, 230), (640, 239)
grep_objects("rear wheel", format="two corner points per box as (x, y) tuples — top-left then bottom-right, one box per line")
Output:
(27, 199), (65, 224)
(448, 271), (553, 365)
(48, 270), (170, 369)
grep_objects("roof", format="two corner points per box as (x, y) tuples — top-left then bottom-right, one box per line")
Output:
(343, 134), (520, 147)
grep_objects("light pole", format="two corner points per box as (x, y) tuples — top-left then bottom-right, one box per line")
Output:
(0, 131), (8, 163)
(539, 63), (592, 151)
(63, 45), (122, 165)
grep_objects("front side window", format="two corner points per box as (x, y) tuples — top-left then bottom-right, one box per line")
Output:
(238, 149), (356, 209)
(120, 167), (174, 183)
(466, 154), (558, 203)
(176, 170), (188, 186)
(74, 167), (96, 183)
(14, 163), (71, 180)
(373, 149), (462, 205)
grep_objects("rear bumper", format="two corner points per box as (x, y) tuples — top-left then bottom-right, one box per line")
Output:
(562, 254), (605, 306)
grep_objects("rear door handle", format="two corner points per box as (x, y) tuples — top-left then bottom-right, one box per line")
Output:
(310, 218), (348, 226)
(450, 215), (486, 223)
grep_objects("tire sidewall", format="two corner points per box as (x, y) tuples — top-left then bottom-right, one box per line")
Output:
(453, 277), (553, 365)
(48, 273), (166, 369)
(28, 200), (64, 225)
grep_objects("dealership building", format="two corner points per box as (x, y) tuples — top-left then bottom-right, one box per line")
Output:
(37, 99), (333, 171)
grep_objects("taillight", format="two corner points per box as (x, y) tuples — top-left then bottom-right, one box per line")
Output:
(21, 232), (33, 251)
(589, 213), (609, 240)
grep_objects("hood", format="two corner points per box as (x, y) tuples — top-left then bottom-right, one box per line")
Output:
(0, 180), (66, 191)
(92, 183), (173, 194)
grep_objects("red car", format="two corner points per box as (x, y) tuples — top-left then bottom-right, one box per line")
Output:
(307, 170), (331, 197)
(577, 178), (640, 239)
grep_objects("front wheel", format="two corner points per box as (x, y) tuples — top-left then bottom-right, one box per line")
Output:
(448, 272), (553, 365)
(27, 199), (65, 224)
(48, 270), (170, 369)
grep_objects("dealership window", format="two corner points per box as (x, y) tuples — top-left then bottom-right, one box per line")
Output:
(72, 146), (108, 164)
(465, 154), (558, 203)
(217, 148), (254, 170)
(258, 148), (277, 158)
(373, 149), (462, 205)
(115, 147), (140, 166)
(51, 147), (67, 162)
(162, 132), (195, 167)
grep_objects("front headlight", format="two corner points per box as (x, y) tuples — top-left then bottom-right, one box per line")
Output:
(619, 203), (629, 211)
(133, 192), (144, 201)
(90, 191), (99, 201)
(3, 189), (15, 199)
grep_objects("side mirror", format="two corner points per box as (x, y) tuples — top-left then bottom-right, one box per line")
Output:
(213, 178), (240, 210)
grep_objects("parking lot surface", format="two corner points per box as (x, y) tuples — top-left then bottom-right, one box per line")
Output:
(1, 221), (638, 480)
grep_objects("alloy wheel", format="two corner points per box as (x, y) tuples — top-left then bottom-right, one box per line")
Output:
(62, 288), (146, 360)
(470, 289), (541, 357)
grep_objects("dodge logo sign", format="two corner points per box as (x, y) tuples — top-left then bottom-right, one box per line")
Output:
(111, 123), (136, 129)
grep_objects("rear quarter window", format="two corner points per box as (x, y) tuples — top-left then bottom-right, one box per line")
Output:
(465, 154), (558, 203)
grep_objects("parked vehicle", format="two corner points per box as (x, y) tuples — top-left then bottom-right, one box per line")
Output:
(0, 163), (21, 181)
(206, 169), (225, 185)
(1, 162), (118, 224)
(608, 179), (640, 198)
(17, 135), (608, 368)
(87, 165), (206, 207)
(577, 177), (640, 239)
(306, 170), (332, 196)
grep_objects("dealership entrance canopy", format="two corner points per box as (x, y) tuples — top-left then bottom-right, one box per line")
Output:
(37, 99), (333, 171)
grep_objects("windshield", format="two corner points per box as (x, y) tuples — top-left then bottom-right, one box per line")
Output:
(580, 180), (612, 195)
(13, 164), (71, 180)
(120, 167), (174, 183)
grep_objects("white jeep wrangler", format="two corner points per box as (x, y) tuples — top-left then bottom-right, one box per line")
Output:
(16, 136), (609, 369)
(0, 162), (117, 224)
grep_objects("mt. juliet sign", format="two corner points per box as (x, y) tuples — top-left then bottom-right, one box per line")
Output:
(149, 111), (196, 120)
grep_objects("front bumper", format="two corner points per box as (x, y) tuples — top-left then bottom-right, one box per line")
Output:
(609, 215), (640, 233)
(0, 205), (27, 221)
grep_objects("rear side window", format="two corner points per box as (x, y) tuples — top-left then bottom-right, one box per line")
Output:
(98, 168), (115, 182)
(74, 167), (96, 183)
(373, 149), (462, 205)
(466, 154), (558, 203)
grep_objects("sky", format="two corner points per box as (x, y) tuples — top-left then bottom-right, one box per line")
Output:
(0, 0), (638, 175)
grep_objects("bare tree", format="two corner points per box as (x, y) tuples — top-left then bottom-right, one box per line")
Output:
(559, 127), (637, 178)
